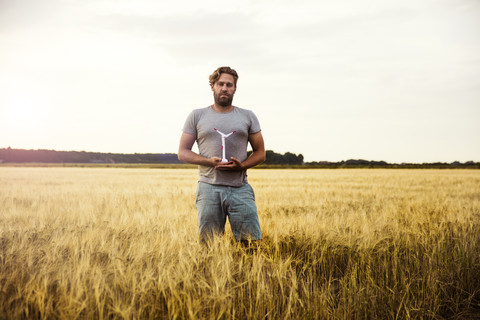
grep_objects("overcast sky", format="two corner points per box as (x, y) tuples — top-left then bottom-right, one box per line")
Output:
(1, 0), (479, 163)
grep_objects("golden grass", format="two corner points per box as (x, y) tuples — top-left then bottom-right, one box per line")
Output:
(1, 168), (479, 319)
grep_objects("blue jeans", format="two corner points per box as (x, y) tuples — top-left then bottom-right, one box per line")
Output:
(195, 182), (262, 242)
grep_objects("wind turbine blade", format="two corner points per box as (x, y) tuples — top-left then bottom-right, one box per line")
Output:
(214, 128), (226, 136)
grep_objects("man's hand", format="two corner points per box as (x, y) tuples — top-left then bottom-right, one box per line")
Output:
(210, 157), (224, 167)
(215, 157), (244, 170)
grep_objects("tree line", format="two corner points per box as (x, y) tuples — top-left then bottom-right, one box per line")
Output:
(0, 148), (181, 164)
(0, 148), (305, 165)
(1, 148), (478, 168)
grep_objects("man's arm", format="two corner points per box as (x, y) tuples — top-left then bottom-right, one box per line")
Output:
(216, 131), (266, 170)
(178, 132), (223, 167)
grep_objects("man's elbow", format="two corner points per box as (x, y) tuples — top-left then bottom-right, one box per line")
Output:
(178, 149), (186, 163)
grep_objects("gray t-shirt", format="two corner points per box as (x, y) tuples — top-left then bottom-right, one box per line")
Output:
(182, 106), (261, 187)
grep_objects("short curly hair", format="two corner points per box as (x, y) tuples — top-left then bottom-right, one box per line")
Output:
(209, 66), (239, 87)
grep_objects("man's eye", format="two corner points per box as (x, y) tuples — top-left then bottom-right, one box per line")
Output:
(217, 82), (233, 88)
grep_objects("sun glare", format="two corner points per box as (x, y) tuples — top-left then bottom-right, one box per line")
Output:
(3, 96), (36, 125)
(1, 95), (41, 147)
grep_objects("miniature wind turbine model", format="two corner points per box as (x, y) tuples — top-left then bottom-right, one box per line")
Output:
(214, 128), (236, 163)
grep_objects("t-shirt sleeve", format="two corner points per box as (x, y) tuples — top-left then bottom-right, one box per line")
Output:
(182, 110), (197, 136)
(249, 110), (261, 134)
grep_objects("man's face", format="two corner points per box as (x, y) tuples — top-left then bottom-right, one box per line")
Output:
(211, 73), (236, 107)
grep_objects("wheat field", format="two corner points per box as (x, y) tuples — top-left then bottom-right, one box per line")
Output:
(0, 167), (479, 319)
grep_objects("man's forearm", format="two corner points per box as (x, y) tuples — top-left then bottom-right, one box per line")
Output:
(241, 150), (266, 170)
(178, 149), (215, 167)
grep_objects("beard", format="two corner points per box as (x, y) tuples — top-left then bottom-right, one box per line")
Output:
(214, 92), (234, 107)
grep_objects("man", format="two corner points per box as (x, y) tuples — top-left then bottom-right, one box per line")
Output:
(178, 66), (265, 243)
